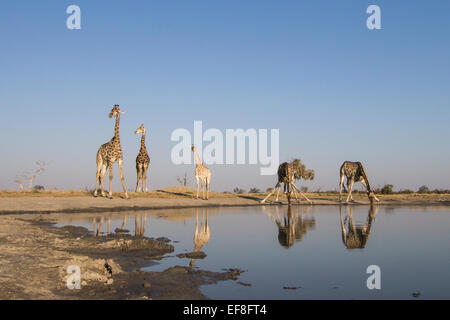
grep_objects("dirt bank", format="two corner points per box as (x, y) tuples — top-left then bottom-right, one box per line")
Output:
(0, 213), (243, 299)
(0, 190), (449, 215)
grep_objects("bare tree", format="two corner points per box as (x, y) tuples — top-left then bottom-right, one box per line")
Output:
(15, 161), (51, 191)
(176, 173), (188, 187)
(14, 174), (26, 191)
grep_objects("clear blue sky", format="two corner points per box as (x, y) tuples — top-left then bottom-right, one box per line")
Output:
(1, 0), (449, 192)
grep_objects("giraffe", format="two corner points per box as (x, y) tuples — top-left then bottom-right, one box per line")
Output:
(94, 105), (128, 199)
(261, 162), (312, 204)
(267, 206), (316, 248)
(134, 124), (150, 192)
(339, 161), (380, 203)
(191, 145), (211, 200)
(339, 205), (377, 249)
(189, 209), (210, 268)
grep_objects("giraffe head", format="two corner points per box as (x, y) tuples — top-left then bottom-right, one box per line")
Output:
(134, 124), (146, 135)
(191, 145), (196, 152)
(109, 105), (125, 118)
(368, 191), (380, 202)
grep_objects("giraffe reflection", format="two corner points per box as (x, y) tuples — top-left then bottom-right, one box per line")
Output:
(92, 214), (147, 237)
(267, 206), (316, 248)
(339, 205), (377, 249)
(189, 209), (210, 267)
(93, 217), (105, 236)
(134, 214), (147, 236)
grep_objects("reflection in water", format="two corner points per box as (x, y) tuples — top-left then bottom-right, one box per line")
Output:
(92, 214), (147, 237)
(93, 217), (105, 236)
(135, 215), (147, 236)
(190, 209), (210, 267)
(339, 205), (377, 249)
(267, 206), (316, 248)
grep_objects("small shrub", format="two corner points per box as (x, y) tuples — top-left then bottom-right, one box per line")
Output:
(417, 185), (430, 194)
(380, 184), (394, 195)
(249, 188), (261, 194)
(233, 187), (245, 194)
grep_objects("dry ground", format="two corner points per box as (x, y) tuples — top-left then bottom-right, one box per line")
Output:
(0, 212), (243, 300)
(0, 187), (449, 215)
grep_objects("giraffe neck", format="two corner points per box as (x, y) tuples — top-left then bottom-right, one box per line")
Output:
(114, 114), (121, 143)
(194, 149), (202, 166)
(140, 133), (147, 152)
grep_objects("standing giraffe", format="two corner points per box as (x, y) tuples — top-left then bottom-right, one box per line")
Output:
(261, 162), (312, 204)
(191, 145), (211, 200)
(134, 124), (150, 192)
(339, 161), (380, 203)
(94, 105), (128, 199)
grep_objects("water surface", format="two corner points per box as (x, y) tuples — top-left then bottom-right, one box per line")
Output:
(57, 205), (450, 299)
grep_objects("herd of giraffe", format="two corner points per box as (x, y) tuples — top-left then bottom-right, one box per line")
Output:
(93, 105), (380, 204)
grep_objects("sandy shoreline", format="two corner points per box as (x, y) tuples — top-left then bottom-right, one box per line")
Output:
(1, 191), (450, 215)
(0, 212), (244, 299)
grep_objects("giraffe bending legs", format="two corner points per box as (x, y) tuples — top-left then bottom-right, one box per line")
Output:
(291, 183), (313, 204)
(261, 183), (281, 203)
(275, 185), (282, 202)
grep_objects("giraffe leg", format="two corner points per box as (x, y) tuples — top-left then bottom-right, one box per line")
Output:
(339, 174), (345, 202)
(108, 164), (114, 199)
(201, 179), (205, 200)
(291, 187), (300, 203)
(100, 164), (107, 197)
(94, 156), (102, 197)
(143, 165), (149, 192)
(346, 179), (355, 203)
(261, 183), (281, 203)
(118, 159), (129, 199)
(275, 185), (282, 202)
(195, 176), (200, 199)
(139, 165), (144, 192)
(286, 183), (292, 205)
(292, 183), (313, 204)
(135, 165), (142, 192)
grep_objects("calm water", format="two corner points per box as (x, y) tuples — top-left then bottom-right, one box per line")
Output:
(57, 205), (450, 299)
